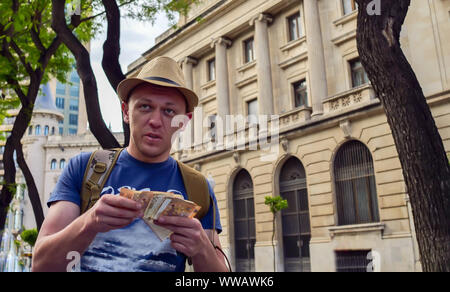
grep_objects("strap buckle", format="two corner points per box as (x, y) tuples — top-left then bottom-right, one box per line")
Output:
(86, 180), (100, 192)
(93, 162), (107, 173)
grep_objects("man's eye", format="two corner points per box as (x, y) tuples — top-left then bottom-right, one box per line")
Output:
(165, 108), (175, 115)
(140, 104), (151, 110)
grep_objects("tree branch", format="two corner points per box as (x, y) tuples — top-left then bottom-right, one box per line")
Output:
(52, 0), (120, 149)
(79, 0), (137, 23)
(10, 39), (34, 76)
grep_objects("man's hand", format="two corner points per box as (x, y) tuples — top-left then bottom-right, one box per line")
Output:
(154, 216), (228, 272)
(154, 216), (209, 258)
(84, 194), (143, 234)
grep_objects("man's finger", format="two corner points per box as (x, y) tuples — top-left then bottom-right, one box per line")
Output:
(99, 203), (141, 219)
(156, 216), (199, 228)
(101, 194), (142, 210)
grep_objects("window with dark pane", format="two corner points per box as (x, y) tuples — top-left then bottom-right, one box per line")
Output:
(293, 80), (308, 108)
(350, 59), (369, 88)
(287, 12), (302, 42)
(334, 140), (380, 226)
(342, 0), (358, 15)
(243, 38), (254, 64)
(233, 169), (256, 272)
(279, 157), (311, 272)
(207, 114), (217, 143)
(208, 58), (216, 81)
(56, 97), (65, 109)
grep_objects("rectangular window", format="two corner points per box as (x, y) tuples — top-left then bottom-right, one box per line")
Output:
(56, 83), (66, 95)
(208, 58), (216, 81)
(350, 59), (369, 88)
(68, 128), (77, 135)
(70, 71), (80, 84)
(342, 0), (358, 15)
(70, 85), (79, 97)
(293, 80), (308, 108)
(208, 114), (217, 142)
(335, 250), (371, 272)
(243, 38), (254, 64)
(247, 99), (258, 125)
(288, 12), (302, 42)
(69, 114), (78, 126)
(56, 97), (65, 109)
(59, 127), (63, 135)
(69, 99), (79, 111)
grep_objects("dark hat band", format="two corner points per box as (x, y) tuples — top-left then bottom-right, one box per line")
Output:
(144, 77), (181, 87)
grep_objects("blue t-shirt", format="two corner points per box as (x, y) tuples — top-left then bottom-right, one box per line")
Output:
(48, 149), (221, 272)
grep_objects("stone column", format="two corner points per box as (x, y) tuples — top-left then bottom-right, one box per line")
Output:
(303, 0), (328, 117)
(211, 37), (232, 147)
(251, 14), (274, 116)
(211, 37), (232, 120)
(181, 56), (197, 150)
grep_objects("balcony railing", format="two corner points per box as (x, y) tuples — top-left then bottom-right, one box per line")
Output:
(323, 84), (376, 115)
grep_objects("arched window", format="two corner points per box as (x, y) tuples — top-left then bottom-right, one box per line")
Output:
(35, 125), (41, 136)
(59, 159), (66, 169)
(51, 127), (55, 135)
(334, 140), (379, 225)
(28, 126), (33, 135)
(44, 125), (49, 136)
(233, 169), (256, 272)
(50, 159), (57, 170)
(279, 157), (311, 272)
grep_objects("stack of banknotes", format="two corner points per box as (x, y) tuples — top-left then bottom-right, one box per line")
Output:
(120, 188), (201, 240)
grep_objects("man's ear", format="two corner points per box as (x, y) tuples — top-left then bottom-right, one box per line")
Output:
(122, 102), (130, 124)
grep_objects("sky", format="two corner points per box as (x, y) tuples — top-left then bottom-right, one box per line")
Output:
(89, 14), (172, 132)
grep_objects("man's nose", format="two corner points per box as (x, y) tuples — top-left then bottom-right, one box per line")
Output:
(149, 109), (163, 128)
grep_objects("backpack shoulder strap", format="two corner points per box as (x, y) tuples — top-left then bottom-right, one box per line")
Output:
(177, 160), (228, 270)
(80, 148), (124, 214)
(176, 160), (211, 220)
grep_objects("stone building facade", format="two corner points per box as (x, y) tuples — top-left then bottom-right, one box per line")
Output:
(126, 0), (450, 272)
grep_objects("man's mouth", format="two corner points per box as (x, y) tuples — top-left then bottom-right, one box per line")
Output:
(145, 133), (162, 141)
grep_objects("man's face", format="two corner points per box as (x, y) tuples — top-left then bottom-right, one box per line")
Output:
(122, 83), (188, 163)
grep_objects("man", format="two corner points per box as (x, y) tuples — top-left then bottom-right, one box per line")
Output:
(32, 56), (228, 272)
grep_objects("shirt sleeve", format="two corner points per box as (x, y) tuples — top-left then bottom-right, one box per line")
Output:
(47, 152), (91, 208)
(199, 180), (222, 234)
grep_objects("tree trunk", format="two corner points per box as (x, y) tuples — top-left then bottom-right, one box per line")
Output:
(355, 0), (450, 272)
(0, 101), (45, 242)
(14, 138), (44, 230)
(51, 0), (120, 149)
(101, 0), (130, 147)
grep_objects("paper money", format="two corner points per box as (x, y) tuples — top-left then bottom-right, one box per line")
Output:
(119, 188), (201, 241)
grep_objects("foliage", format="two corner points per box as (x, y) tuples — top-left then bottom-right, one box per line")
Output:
(20, 228), (38, 247)
(0, 0), (75, 95)
(265, 195), (288, 214)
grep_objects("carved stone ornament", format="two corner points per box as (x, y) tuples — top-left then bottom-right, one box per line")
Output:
(330, 100), (340, 111)
(233, 152), (240, 164)
(281, 138), (289, 153)
(339, 120), (352, 139)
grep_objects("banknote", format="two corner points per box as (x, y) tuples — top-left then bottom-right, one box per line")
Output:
(119, 188), (154, 210)
(119, 188), (201, 241)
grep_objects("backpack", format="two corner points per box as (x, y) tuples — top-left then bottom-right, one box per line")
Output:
(79, 148), (211, 219)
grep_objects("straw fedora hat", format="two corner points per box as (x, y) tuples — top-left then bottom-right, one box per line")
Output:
(117, 56), (198, 113)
